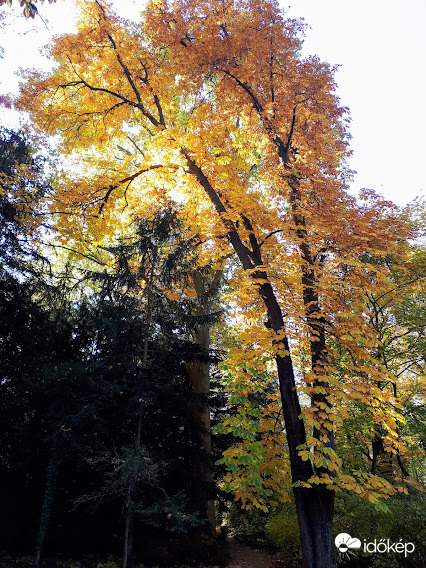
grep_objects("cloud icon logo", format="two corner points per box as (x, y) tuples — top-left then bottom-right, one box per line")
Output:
(335, 533), (362, 554)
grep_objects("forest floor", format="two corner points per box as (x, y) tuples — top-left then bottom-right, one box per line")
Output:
(227, 540), (288, 568)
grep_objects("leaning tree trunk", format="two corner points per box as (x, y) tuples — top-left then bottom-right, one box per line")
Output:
(288, 183), (337, 567)
(267, 290), (336, 568)
(183, 152), (337, 568)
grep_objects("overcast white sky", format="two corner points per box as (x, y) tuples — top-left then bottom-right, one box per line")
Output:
(1, 0), (425, 206)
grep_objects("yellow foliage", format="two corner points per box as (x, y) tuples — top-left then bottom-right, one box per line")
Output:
(14, 0), (421, 509)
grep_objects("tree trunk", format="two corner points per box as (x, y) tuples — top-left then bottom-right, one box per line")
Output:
(34, 432), (61, 568)
(372, 435), (395, 481)
(186, 352), (216, 531)
(123, 262), (155, 568)
(184, 153), (337, 568)
(259, 271), (336, 568)
(123, 436), (138, 568)
(294, 486), (336, 568)
(123, 385), (145, 568)
(272, 307), (336, 568)
(185, 270), (221, 533)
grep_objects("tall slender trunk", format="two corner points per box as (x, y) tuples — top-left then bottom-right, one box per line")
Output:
(293, 485), (336, 568)
(186, 350), (215, 530)
(123, 263), (155, 568)
(264, 287), (336, 568)
(34, 432), (62, 568)
(123, 416), (142, 568)
(370, 352), (409, 480)
(185, 270), (221, 533)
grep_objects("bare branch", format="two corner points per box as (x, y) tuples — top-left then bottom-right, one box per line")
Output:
(126, 135), (145, 157)
(40, 241), (107, 266)
(286, 106), (297, 151)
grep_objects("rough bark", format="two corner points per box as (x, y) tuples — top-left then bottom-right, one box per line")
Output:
(267, 292), (336, 568)
(294, 485), (336, 568)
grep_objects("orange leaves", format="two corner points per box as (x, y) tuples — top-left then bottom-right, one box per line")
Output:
(13, 0), (421, 511)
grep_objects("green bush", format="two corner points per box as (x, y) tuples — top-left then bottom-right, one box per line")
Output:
(226, 499), (303, 566)
(334, 489), (426, 568)
(264, 500), (302, 568)
(265, 500), (300, 550)
(227, 504), (269, 547)
(0, 553), (34, 568)
(228, 488), (425, 568)
(0, 552), (123, 568)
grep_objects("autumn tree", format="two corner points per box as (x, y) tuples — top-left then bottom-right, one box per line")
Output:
(16, 1), (414, 566)
(364, 246), (426, 480)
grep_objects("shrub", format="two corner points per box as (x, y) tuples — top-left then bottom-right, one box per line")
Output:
(265, 500), (302, 568)
(333, 489), (426, 568)
(227, 504), (269, 547)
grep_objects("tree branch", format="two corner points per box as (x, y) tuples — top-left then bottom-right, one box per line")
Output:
(221, 69), (264, 115)
(259, 228), (284, 247)
(94, 164), (178, 215)
(181, 148), (255, 270)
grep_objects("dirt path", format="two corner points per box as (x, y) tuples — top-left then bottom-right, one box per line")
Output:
(227, 540), (285, 568)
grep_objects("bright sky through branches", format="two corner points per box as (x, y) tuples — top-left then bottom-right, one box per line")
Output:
(0, 0), (425, 205)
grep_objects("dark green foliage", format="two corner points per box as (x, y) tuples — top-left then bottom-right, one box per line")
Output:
(227, 504), (269, 547)
(228, 491), (426, 568)
(0, 127), (51, 276)
(334, 490), (426, 568)
(72, 207), (217, 565)
(0, 162), (220, 565)
(0, 272), (200, 560)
